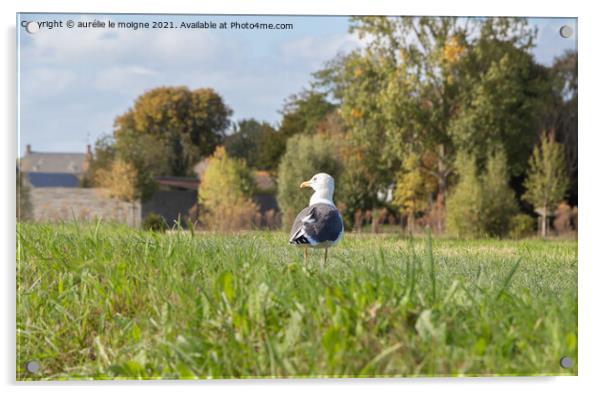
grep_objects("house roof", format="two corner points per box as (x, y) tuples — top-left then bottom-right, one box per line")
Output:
(254, 171), (275, 191)
(158, 153), (278, 193)
(20, 152), (87, 174)
(155, 176), (200, 190)
(26, 172), (80, 188)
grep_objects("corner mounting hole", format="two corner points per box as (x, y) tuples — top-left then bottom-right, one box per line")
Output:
(559, 25), (573, 38)
(26, 360), (41, 374)
(560, 356), (573, 369)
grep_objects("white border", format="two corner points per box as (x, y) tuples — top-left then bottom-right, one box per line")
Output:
(3, 1), (600, 393)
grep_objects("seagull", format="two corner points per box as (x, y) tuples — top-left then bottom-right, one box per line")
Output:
(289, 173), (344, 263)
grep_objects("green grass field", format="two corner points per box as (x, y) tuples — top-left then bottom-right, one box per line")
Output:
(16, 222), (577, 380)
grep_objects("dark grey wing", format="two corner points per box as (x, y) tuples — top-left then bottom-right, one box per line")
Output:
(289, 206), (313, 244)
(303, 204), (344, 244)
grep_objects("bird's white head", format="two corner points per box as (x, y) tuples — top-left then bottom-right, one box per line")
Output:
(300, 173), (335, 206)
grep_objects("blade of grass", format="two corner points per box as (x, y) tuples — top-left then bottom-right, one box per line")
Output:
(496, 258), (522, 300)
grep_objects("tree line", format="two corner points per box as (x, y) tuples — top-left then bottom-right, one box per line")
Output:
(83, 16), (577, 238)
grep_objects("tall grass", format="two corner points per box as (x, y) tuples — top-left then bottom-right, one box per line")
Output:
(16, 222), (577, 379)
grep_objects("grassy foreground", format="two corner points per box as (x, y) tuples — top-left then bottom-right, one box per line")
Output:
(17, 222), (577, 380)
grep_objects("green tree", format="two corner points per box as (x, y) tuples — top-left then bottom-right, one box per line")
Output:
(544, 50), (577, 204)
(86, 131), (167, 201)
(449, 39), (552, 176)
(277, 133), (342, 228)
(446, 152), (483, 238)
(225, 119), (286, 172)
(523, 133), (569, 237)
(114, 86), (232, 176)
(316, 16), (549, 231)
(224, 119), (263, 166)
(313, 111), (378, 229)
(480, 150), (518, 237)
(81, 135), (116, 188)
(255, 126), (287, 173)
(86, 86), (231, 201)
(315, 52), (393, 221)
(198, 146), (258, 231)
(336, 160), (375, 230)
(113, 131), (170, 201)
(278, 90), (336, 138)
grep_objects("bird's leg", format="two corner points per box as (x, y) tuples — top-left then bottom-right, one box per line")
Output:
(304, 247), (308, 264)
(324, 248), (328, 264)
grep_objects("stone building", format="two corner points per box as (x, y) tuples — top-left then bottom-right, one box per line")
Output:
(20, 144), (139, 226)
(19, 145), (280, 228)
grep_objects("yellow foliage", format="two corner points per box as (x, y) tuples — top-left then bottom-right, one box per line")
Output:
(392, 154), (431, 216)
(199, 146), (258, 231)
(443, 36), (465, 63)
(350, 108), (363, 119)
(96, 158), (139, 202)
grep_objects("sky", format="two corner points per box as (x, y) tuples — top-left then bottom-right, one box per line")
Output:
(17, 14), (577, 156)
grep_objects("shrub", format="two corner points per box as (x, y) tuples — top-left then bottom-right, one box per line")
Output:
(277, 133), (342, 229)
(447, 150), (517, 238)
(446, 152), (484, 238)
(480, 150), (518, 237)
(198, 146), (258, 231)
(142, 213), (167, 232)
(509, 214), (536, 239)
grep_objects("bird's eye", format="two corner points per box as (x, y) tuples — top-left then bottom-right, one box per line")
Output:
(313, 177), (317, 181)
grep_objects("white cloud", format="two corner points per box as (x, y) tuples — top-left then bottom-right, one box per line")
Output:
(20, 68), (79, 103)
(278, 32), (361, 69)
(94, 65), (159, 93)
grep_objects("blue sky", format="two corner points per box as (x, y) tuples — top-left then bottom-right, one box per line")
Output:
(17, 14), (577, 155)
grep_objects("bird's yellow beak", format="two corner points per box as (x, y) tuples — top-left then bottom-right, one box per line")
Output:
(300, 180), (312, 189)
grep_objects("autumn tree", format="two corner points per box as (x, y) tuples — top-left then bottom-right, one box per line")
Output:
(81, 135), (116, 188)
(198, 147), (258, 231)
(86, 132), (168, 201)
(97, 159), (139, 201)
(523, 133), (569, 237)
(85, 86), (232, 201)
(114, 86), (232, 176)
(113, 131), (170, 200)
(315, 52), (395, 228)
(96, 158), (140, 226)
(392, 153), (436, 233)
(316, 16), (550, 231)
